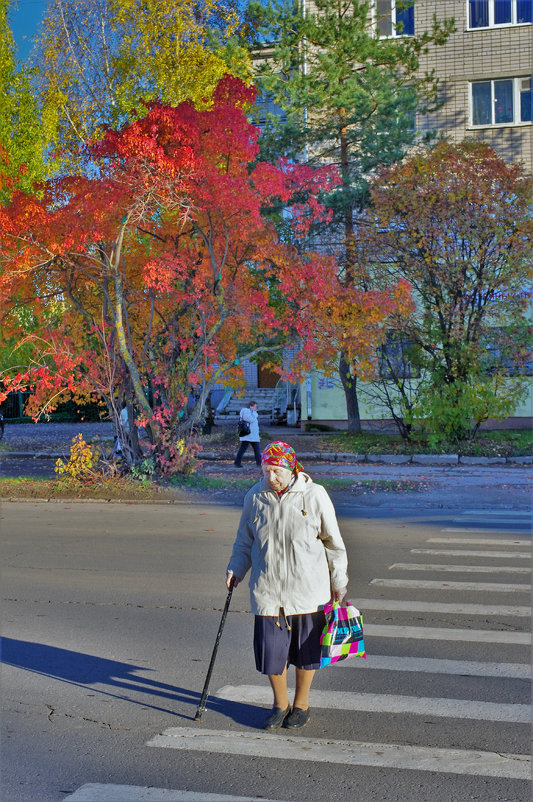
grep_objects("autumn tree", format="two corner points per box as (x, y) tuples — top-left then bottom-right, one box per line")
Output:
(0, 1), (57, 387)
(34, 0), (251, 155)
(0, 0), (50, 201)
(359, 141), (533, 443)
(0, 76), (341, 472)
(243, 0), (454, 432)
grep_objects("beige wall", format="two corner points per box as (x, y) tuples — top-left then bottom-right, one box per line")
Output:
(301, 372), (533, 429)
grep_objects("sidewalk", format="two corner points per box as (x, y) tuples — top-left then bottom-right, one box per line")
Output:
(1, 421), (531, 467)
(200, 457), (532, 489)
(0, 421), (114, 453)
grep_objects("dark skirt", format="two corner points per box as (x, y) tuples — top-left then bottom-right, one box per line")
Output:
(254, 610), (326, 675)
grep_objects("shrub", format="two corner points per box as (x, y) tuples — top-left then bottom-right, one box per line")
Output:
(55, 433), (100, 482)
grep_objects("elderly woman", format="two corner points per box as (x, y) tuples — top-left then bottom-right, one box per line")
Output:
(226, 441), (348, 731)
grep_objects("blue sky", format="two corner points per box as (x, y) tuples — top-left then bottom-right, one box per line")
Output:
(8, 0), (47, 61)
(8, 0), (253, 62)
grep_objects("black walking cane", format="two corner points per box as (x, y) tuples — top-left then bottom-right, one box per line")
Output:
(194, 576), (235, 721)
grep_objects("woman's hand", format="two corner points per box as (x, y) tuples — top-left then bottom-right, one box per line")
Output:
(226, 570), (241, 589)
(332, 587), (347, 603)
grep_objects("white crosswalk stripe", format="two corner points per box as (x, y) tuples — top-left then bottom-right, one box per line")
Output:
(332, 655), (530, 679)
(411, 548), (530, 558)
(461, 510), (530, 516)
(430, 536), (529, 544)
(63, 786), (288, 801)
(448, 511), (531, 533)
(388, 562), (530, 574)
(364, 623), (530, 644)
(356, 597), (531, 616)
(370, 578), (531, 592)
(452, 516), (528, 523)
(214, 684), (530, 723)
(147, 728), (530, 780)
(441, 528), (530, 535)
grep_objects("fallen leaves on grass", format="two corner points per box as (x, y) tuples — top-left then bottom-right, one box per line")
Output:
(170, 472), (256, 492)
(351, 479), (432, 495)
(0, 478), (173, 501)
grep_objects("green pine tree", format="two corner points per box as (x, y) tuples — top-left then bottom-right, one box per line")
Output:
(245, 0), (454, 431)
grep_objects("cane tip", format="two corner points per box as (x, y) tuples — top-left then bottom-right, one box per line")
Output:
(194, 709), (203, 721)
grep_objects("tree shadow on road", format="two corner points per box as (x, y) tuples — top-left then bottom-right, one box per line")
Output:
(1, 637), (263, 727)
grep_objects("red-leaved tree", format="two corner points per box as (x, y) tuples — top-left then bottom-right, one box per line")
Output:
(1, 76), (343, 471)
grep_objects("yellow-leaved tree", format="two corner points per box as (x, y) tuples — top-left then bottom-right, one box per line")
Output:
(1, 0), (52, 201)
(35, 0), (250, 152)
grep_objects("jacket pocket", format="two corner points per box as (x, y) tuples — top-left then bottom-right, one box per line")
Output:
(249, 505), (274, 549)
(286, 507), (320, 552)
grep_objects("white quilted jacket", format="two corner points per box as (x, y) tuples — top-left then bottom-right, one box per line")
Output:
(227, 472), (349, 616)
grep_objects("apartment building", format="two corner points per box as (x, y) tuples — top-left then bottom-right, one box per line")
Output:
(300, 1), (532, 428)
(296, 1), (532, 169)
(232, 2), (532, 426)
(416, 0), (532, 171)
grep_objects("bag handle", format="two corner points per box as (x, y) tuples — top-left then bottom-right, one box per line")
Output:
(323, 600), (361, 617)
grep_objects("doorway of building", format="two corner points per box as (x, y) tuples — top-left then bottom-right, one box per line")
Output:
(257, 365), (279, 388)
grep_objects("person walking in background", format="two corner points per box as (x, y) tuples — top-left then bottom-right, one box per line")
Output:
(226, 441), (348, 730)
(234, 401), (261, 468)
(113, 401), (130, 458)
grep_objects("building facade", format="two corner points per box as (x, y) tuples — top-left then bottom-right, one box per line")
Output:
(235, 2), (532, 427)
(302, 0), (532, 428)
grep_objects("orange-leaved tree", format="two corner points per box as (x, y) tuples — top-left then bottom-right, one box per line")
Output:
(292, 251), (414, 408)
(0, 76), (340, 472)
(357, 141), (533, 442)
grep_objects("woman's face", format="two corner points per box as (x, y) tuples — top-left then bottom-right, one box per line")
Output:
(262, 464), (293, 492)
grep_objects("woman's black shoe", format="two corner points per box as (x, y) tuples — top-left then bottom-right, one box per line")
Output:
(264, 705), (291, 730)
(285, 707), (310, 729)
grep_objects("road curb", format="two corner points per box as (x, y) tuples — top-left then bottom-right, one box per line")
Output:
(0, 496), (231, 505)
(200, 452), (531, 466)
(1, 451), (67, 458)
(1, 450), (532, 466)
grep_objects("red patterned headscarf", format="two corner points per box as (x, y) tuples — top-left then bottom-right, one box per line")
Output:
(261, 441), (304, 476)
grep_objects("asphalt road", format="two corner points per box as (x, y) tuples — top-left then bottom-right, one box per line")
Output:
(1, 493), (531, 802)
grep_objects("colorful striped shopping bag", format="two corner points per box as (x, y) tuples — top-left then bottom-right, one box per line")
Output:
(319, 600), (367, 668)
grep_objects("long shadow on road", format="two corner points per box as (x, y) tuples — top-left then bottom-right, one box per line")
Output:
(1, 637), (261, 727)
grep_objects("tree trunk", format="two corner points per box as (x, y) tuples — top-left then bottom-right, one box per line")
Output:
(339, 352), (362, 434)
(337, 115), (362, 434)
(339, 112), (356, 282)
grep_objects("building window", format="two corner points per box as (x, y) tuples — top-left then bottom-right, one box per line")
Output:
(484, 327), (533, 376)
(254, 90), (287, 128)
(521, 77), (533, 121)
(468, 0), (532, 29)
(375, 0), (415, 37)
(378, 334), (419, 379)
(471, 77), (532, 125)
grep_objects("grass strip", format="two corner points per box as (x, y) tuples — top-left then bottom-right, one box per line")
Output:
(0, 477), (170, 501)
(1, 475), (432, 500)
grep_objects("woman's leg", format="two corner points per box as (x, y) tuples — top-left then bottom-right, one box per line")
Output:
(234, 440), (248, 467)
(293, 667), (315, 710)
(268, 666), (290, 709)
(251, 441), (262, 466)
